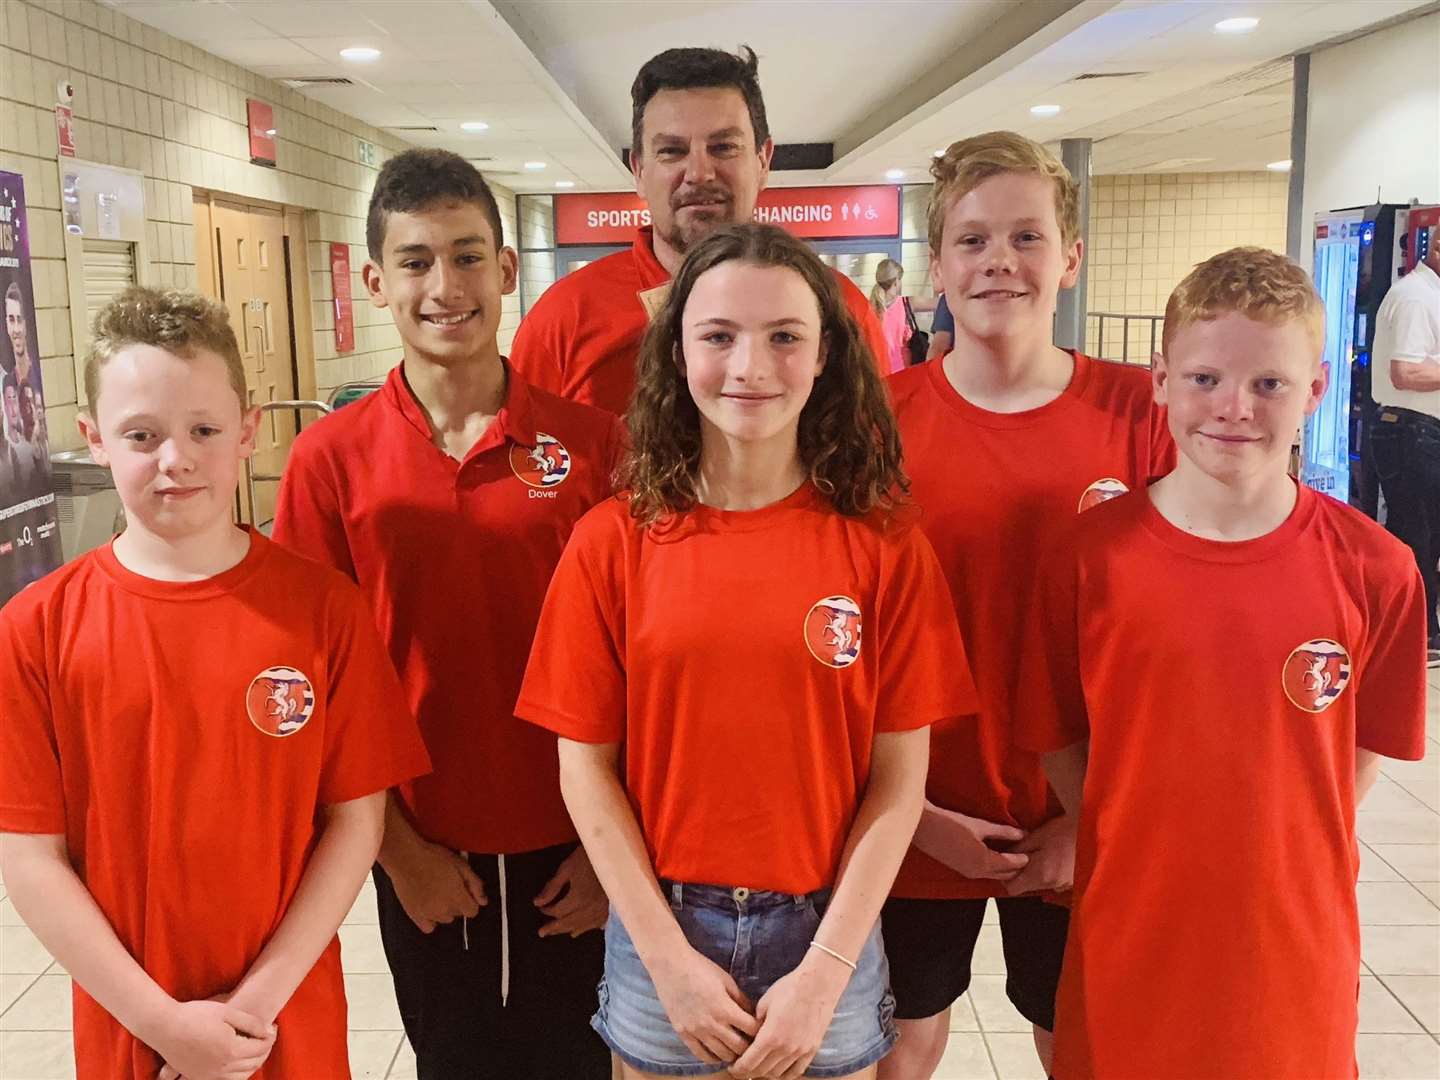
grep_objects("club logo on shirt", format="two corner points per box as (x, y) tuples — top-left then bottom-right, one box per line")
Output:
(1281, 639), (1352, 713)
(509, 432), (572, 492)
(804, 595), (863, 669)
(1078, 477), (1130, 513)
(246, 667), (316, 737)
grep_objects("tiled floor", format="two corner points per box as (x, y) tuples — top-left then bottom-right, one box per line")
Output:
(3, 674), (1438, 1079)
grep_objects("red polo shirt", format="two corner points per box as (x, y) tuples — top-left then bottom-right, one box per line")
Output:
(509, 226), (891, 415)
(273, 365), (624, 854)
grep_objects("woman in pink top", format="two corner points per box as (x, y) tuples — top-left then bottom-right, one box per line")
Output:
(869, 259), (936, 373)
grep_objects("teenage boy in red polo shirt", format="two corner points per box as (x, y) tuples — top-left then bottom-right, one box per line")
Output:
(879, 132), (1174, 1079)
(0, 285), (429, 1079)
(509, 45), (889, 415)
(1018, 247), (1429, 1080)
(273, 150), (622, 1079)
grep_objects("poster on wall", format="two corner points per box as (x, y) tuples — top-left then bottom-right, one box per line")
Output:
(55, 105), (76, 158)
(331, 242), (355, 353)
(0, 172), (64, 607)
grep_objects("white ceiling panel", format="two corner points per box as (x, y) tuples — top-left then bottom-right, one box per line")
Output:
(494, 0), (1020, 147)
(101, 0), (1435, 190)
(223, 1), (374, 39)
(105, 0), (275, 40)
(201, 38), (326, 69)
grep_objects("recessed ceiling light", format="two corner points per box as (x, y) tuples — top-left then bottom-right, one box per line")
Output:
(524, 161), (547, 171)
(555, 180), (576, 188)
(339, 46), (381, 62)
(1266, 159), (1292, 172)
(885, 168), (905, 180)
(1214, 16), (1259, 33)
(460, 121), (489, 132)
(1030, 104), (1062, 117)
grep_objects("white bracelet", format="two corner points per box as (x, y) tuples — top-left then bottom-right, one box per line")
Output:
(808, 939), (857, 972)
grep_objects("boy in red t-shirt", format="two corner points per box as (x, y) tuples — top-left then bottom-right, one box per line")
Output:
(0, 286), (430, 1080)
(1018, 248), (1430, 1080)
(880, 131), (1173, 1079)
(273, 149), (621, 1078)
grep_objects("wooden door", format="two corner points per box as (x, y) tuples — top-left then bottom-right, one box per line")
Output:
(197, 196), (299, 526)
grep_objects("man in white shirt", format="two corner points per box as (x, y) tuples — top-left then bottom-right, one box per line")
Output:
(1369, 226), (1440, 665)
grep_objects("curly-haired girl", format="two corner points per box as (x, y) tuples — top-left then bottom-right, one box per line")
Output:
(518, 222), (975, 1080)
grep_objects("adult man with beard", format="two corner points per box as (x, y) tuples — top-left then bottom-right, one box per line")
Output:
(509, 46), (889, 415)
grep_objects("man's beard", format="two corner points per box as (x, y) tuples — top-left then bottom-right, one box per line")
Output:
(662, 187), (735, 254)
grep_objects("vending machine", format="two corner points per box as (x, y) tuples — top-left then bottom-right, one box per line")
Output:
(1301, 204), (1406, 509)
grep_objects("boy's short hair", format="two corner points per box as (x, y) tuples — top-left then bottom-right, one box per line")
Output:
(85, 286), (248, 415)
(1162, 247), (1325, 357)
(366, 149), (504, 261)
(928, 131), (1080, 251)
(4, 281), (21, 307)
(630, 46), (769, 154)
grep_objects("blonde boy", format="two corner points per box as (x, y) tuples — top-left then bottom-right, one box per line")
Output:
(0, 286), (428, 1079)
(1018, 248), (1429, 1079)
(881, 131), (1173, 1077)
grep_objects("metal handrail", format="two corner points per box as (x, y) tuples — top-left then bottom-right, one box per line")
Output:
(1088, 311), (1165, 366)
(243, 399), (331, 522)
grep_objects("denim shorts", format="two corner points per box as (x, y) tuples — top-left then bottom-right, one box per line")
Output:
(593, 881), (897, 1077)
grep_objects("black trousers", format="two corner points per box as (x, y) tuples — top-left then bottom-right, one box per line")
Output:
(374, 842), (609, 1079)
(1371, 406), (1440, 640)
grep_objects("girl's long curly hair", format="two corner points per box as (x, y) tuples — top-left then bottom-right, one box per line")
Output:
(622, 223), (908, 526)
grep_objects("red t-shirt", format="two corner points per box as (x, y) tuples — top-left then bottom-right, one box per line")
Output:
(0, 533), (430, 1079)
(509, 226), (891, 415)
(1015, 486), (1429, 1080)
(515, 485), (977, 894)
(887, 353), (1175, 899)
(272, 366), (623, 854)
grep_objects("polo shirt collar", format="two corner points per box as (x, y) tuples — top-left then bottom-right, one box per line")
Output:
(381, 360), (545, 457)
(494, 365), (542, 449)
(632, 226), (672, 289)
(382, 364), (424, 438)
(1411, 261), (1439, 291)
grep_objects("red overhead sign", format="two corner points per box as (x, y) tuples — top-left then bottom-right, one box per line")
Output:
(555, 192), (652, 245)
(554, 185), (901, 245)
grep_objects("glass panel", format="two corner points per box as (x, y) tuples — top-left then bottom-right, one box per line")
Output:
(518, 194), (555, 250)
(1302, 218), (1361, 503)
(814, 250), (894, 303)
(901, 185), (930, 241)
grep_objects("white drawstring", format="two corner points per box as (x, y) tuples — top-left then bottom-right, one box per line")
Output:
(498, 853), (511, 1007)
(460, 851), (470, 951)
